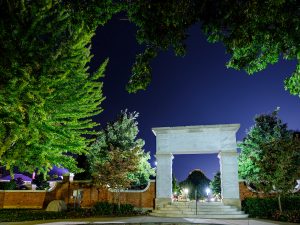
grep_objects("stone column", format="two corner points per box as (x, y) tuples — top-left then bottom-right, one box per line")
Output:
(218, 151), (241, 209)
(155, 153), (173, 209)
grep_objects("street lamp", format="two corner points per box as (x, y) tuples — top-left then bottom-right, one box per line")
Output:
(205, 187), (211, 197)
(184, 188), (189, 200)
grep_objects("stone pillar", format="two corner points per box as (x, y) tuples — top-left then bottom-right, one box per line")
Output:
(218, 151), (241, 209)
(155, 153), (173, 209)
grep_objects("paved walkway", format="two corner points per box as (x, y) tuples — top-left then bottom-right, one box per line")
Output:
(0, 216), (296, 225)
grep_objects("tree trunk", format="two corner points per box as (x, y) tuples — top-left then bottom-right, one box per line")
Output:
(278, 194), (282, 213)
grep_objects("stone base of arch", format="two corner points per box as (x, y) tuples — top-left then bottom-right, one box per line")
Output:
(155, 198), (241, 210)
(155, 198), (172, 209)
(222, 198), (241, 209)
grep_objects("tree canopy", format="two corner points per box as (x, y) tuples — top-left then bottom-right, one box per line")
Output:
(124, 1), (300, 96)
(9, 1), (297, 96)
(0, 0), (117, 175)
(88, 110), (155, 188)
(1, 0), (299, 176)
(239, 108), (300, 211)
(180, 169), (211, 199)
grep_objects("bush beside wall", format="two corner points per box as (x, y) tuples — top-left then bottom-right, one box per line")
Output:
(242, 196), (300, 223)
(0, 202), (138, 222)
(92, 202), (135, 215)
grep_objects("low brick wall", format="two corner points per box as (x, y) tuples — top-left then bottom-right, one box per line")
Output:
(0, 180), (267, 209)
(239, 181), (271, 200)
(0, 180), (156, 209)
(0, 190), (46, 209)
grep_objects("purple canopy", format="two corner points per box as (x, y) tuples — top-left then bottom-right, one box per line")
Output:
(0, 173), (32, 182)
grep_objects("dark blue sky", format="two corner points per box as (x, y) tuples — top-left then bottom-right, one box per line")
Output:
(90, 16), (300, 181)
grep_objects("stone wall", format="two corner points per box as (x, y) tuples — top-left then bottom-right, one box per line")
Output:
(0, 180), (156, 209)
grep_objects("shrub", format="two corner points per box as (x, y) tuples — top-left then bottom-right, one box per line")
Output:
(0, 204), (138, 222)
(32, 174), (50, 190)
(0, 180), (17, 190)
(92, 202), (135, 215)
(0, 209), (66, 222)
(272, 210), (300, 223)
(242, 196), (300, 218)
(0, 208), (92, 222)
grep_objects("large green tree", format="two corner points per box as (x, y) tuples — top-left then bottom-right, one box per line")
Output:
(124, 1), (300, 96)
(88, 110), (155, 188)
(0, 1), (117, 175)
(2, 0), (299, 176)
(180, 169), (211, 200)
(9, 1), (296, 96)
(239, 109), (300, 212)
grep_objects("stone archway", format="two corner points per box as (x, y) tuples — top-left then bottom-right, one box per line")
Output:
(152, 124), (241, 209)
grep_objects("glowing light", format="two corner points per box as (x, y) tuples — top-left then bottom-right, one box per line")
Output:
(184, 188), (189, 194)
(205, 188), (211, 196)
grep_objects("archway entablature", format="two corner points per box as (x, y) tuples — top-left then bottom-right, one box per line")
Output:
(152, 124), (240, 154)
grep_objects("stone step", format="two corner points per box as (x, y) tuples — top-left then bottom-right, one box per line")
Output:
(160, 206), (237, 212)
(155, 210), (243, 214)
(150, 212), (249, 219)
(166, 206), (237, 211)
(161, 205), (237, 210)
(173, 201), (223, 205)
(155, 201), (248, 219)
(172, 202), (227, 207)
(153, 210), (244, 215)
(153, 210), (195, 215)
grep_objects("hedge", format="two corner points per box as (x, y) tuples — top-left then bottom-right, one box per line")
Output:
(0, 202), (137, 222)
(92, 202), (135, 215)
(242, 196), (300, 222)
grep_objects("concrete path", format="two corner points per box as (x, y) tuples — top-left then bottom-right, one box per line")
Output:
(0, 216), (296, 225)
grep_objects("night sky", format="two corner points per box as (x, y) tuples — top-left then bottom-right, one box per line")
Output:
(89, 15), (300, 181)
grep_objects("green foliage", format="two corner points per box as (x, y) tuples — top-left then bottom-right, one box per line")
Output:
(239, 108), (300, 201)
(91, 145), (140, 194)
(0, 203), (137, 222)
(0, 209), (66, 222)
(128, 151), (155, 188)
(122, 1), (300, 96)
(0, 208), (96, 222)
(272, 210), (300, 223)
(0, 178), (28, 190)
(32, 174), (50, 190)
(92, 202), (135, 216)
(125, 1), (197, 93)
(0, 1), (115, 175)
(180, 169), (210, 199)
(172, 174), (180, 194)
(88, 110), (155, 188)
(210, 171), (221, 196)
(242, 196), (300, 219)
(0, 180), (17, 190)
